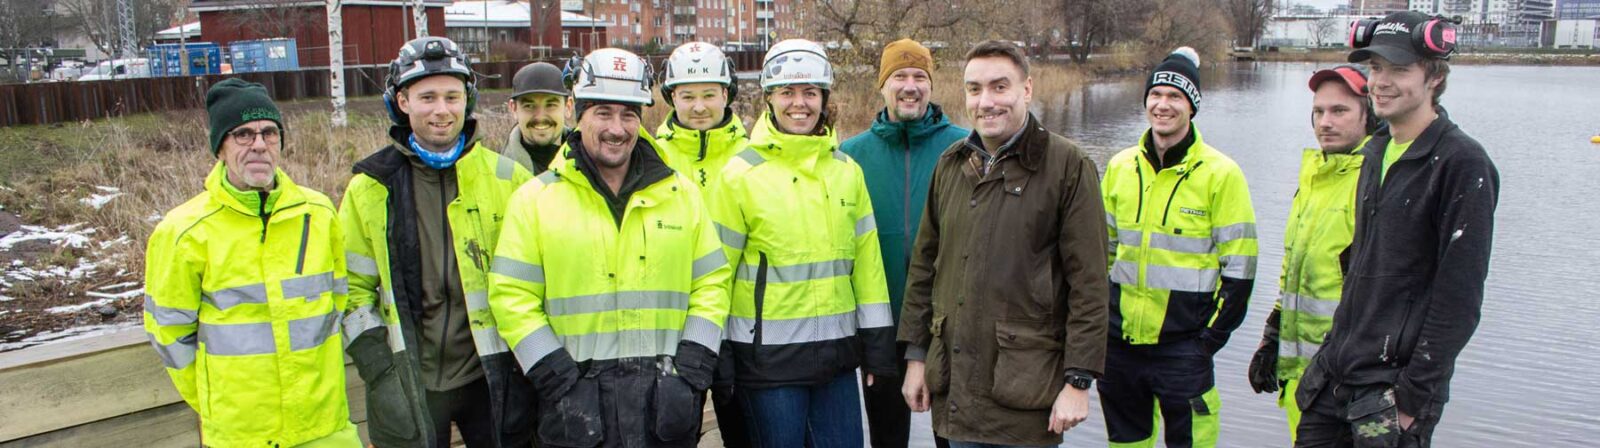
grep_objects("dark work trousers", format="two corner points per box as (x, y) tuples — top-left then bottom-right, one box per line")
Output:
(860, 346), (949, 448)
(426, 376), (500, 447)
(1097, 337), (1220, 448)
(712, 385), (754, 447)
(1295, 381), (1439, 448)
(538, 358), (704, 448)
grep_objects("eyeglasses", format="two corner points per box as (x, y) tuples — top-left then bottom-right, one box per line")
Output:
(230, 127), (281, 146)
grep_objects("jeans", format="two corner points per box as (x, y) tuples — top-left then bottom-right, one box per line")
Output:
(946, 441), (1055, 448)
(740, 371), (864, 448)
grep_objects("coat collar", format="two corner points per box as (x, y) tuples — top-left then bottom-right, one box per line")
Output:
(952, 113), (1049, 172)
(205, 161), (303, 217)
(655, 112), (748, 162)
(867, 103), (955, 146)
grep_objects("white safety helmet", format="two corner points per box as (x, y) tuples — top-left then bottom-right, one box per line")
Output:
(760, 39), (832, 91)
(564, 47), (654, 106)
(662, 42), (734, 89)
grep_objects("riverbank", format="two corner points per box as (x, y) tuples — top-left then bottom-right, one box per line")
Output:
(0, 60), (1113, 350)
(1251, 48), (1600, 65)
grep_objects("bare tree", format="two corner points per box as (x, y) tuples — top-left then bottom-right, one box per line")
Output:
(1307, 17), (1340, 48)
(530, 0), (558, 56)
(1222, 0), (1275, 48)
(223, 0), (319, 40)
(803, 0), (972, 66)
(1059, 0), (1147, 63)
(59, 0), (181, 58)
(1140, 0), (1230, 60)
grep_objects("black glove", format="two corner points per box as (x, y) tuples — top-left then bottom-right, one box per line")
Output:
(527, 348), (581, 403)
(673, 340), (718, 391)
(1248, 338), (1280, 394)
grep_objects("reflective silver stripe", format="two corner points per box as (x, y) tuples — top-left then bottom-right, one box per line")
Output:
(1116, 229), (1144, 248)
(738, 259), (853, 284)
(202, 283), (267, 310)
(1144, 264), (1220, 293)
(692, 250), (728, 279)
(562, 328), (681, 361)
(492, 256), (545, 283)
(682, 315), (723, 353)
(1148, 232), (1213, 254)
(716, 223), (746, 250)
(736, 149), (765, 166)
(347, 251), (379, 277)
(536, 170), (560, 185)
(512, 326), (562, 373)
(342, 304), (383, 348)
(334, 277), (349, 294)
(1105, 212), (1116, 228)
(546, 291), (690, 317)
(473, 327), (510, 355)
(831, 150), (849, 162)
(282, 272), (335, 301)
(856, 302), (893, 329)
(1213, 222), (1258, 244)
(148, 333), (198, 369)
(289, 310), (342, 351)
(1280, 339), (1322, 359)
(726, 311), (857, 344)
(1283, 292), (1340, 317)
(1220, 255), (1258, 280)
(1110, 260), (1140, 285)
(199, 321), (276, 356)
(496, 156), (516, 180)
(381, 288), (407, 353)
(465, 290), (491, 312)
(144, 294), (197, 327)
(855, 215), (876, 237)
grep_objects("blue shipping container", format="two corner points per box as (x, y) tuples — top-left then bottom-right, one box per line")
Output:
(228, 39), (300, 73)
(147, 43), (223, 76)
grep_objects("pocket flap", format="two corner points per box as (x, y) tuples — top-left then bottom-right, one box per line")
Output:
(995, 318), (1060, 350)
(1347, 387), (1397, 420)
(930, 315), (945, 337)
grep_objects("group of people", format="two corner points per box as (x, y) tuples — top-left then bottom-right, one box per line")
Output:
(141, 10), (1498, 448)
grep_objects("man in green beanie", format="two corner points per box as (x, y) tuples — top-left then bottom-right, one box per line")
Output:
(144, 77), (361, 447)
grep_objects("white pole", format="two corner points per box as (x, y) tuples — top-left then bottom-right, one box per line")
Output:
(328, 0), (347, 127)
(413, 0), (429, 38)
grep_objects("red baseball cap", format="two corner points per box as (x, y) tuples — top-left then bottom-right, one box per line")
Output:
(1308, 64), (1369, 96)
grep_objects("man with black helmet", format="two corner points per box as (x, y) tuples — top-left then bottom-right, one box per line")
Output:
(1294, 11), (1500, 447)
(501, 61), (570, 173)
(338, 36), (535, 448)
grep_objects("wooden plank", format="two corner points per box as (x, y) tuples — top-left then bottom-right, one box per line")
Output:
(0, 329), (179, 442)
(0, 402), (199, 448)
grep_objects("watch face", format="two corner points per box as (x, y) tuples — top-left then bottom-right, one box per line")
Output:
(1069, 376), (1092, 390)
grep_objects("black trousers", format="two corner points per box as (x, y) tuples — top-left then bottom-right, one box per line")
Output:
(537, 358), (704, 448)
(1295, 382), (1439, 448)
(426, 376), (501, 448)
(860, 345), (949, 448)
(712, 385), (754, 448)
(1097, 338), (1218, 448)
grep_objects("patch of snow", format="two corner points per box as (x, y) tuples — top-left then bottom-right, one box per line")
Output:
(86, 288), (142, 300)
(97, 282), (140, 291)
(146, 212), (163, 223)
(0, 184), (13, 192)
(80, 191), (124, 209)
(45, 297), (114, 314)
(0, 294), (12, 302)
(0, 322), (140, 352)
(94, 186), (121, 193)
(98, 235), (130, 249)
(0, 223), (96, 250)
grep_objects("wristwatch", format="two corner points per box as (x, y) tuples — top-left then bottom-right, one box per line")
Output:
(1065, 370), (1094, 390)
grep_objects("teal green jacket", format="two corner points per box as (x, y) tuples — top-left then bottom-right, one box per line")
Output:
(840, 104), (969, 323)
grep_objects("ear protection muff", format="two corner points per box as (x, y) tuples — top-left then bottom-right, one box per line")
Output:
(1348, 15), (1457, 60)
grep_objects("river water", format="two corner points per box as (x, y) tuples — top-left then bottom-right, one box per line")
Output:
(899, 62), (1600, 447)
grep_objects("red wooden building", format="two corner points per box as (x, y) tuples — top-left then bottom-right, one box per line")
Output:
(190, 0), (451, 67)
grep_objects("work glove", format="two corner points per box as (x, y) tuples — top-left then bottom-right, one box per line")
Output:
(527, 348), (581, 404)
(673, 340), (718, 391)
(1249, 337), (1280, 394)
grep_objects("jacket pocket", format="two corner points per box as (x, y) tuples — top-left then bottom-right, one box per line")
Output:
(925, 316), (950, 395)
(1347, 386), (1402, 448)
(990, 318), (1066, 410)
(500, 363), (538, 436)
(651, 373), (700, 442)
(538, 377), (604, 448)
(363, 360), (420, 442)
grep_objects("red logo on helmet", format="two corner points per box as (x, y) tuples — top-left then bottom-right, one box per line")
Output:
(613, 57), (628, 71)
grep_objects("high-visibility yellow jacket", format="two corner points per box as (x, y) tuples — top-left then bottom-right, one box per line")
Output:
(1102, 128), (1259, 347)
(338, 136), (535, 447)
(710, 112), (897, 387)
(488, 136), (731, 372)
(144, 162), (350, 448)
(655, 112), (749, 196)
(1274, 145), (1364, 380)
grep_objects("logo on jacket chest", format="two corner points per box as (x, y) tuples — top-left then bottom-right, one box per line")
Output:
(656, 220), (683, 231)
(1179, 207), (1207, 217)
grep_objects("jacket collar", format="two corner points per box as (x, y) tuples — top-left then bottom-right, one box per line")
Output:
(655, 112), (748, 162)
(748, 111), (840, 172)
(555, 130), (675, 194)
(505, 125), (566, 156)
(867, 103), (954, 146)
(954, 112), (1049, 172)
(1368, 106), (1457, 163)
(205, 161), (303, 217)
(1136, 124), (1207, 172)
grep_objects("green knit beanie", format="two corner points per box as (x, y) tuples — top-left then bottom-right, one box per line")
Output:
(206, 78), (283, 156)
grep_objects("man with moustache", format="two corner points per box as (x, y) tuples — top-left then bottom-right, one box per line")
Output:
(339, 36), (536, 447)
(840, 38), (968, 448)
(500, 61), (570, 173)
(1098, 46), (1258, 448)
(898, 40), (1109, 448)
(488, 47), (732, 448)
